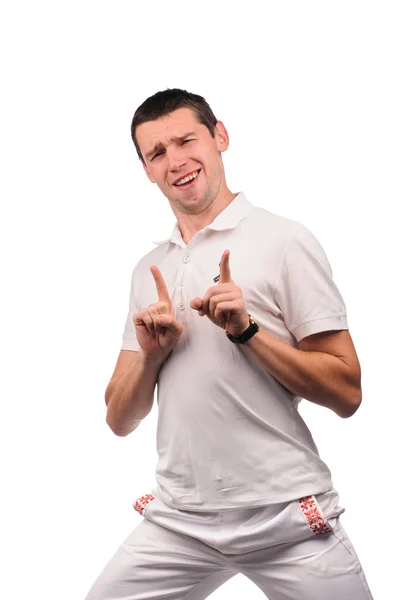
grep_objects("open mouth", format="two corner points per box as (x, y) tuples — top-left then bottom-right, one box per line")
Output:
(173, 169), (201, 189)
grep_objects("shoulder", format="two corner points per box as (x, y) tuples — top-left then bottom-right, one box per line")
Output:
(244, 205), (317, 250)
(129, 243), (169, 280)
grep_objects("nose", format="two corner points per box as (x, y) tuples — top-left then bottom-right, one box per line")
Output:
(167, 147), (186, 172)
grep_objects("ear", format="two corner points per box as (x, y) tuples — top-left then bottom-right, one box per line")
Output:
(142, 160), (156, 183)
(214, 121), (230, 153)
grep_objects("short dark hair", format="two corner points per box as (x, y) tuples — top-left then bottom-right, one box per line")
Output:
(131, 88), (218, 162)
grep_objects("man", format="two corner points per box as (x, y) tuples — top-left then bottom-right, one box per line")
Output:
(85, 89), (373, 599)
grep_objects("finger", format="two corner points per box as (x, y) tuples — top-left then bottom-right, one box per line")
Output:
(148, 306), (162, 334)
(133, 312), (146, 328)
(150, 301), (171, 321)
(150, 265), (171, 304)
(219, 249), (232, 284)
(190, 298), (205, 317)
(155, 300), (169, 314)
(157, 314), (183, 339)
(200, 290), (213, 315)
(201, 285), (233, 315)
(135, 310), (155, 335)
(209, 292), (239, 319)
(213, 300), (244, 322)
(190, 297), (202, 310)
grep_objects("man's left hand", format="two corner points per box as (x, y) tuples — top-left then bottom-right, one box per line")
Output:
(190, 250), (250, 336)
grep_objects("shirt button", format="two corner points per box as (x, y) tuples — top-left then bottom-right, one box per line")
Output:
(183, 255), (190, 263)
(179, 278), (184, 286)
(179, 302), (185, 311)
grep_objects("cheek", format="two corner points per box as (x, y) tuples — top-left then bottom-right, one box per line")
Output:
(198, 155), (215, 177)
(149, 167), (166, 185)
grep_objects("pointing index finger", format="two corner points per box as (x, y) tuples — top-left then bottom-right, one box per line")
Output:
(150, 265), (170, 303)
(219, 249), (232, 284)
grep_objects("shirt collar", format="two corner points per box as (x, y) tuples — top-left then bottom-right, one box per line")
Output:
(152, 192), (254, 246)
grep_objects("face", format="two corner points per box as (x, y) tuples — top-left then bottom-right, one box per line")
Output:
(134, 107), (229, 216)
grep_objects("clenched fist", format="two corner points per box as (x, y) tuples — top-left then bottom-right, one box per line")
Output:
(132, 265), (183, 362)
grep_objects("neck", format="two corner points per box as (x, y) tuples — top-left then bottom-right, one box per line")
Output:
(175, 188), (238, 245)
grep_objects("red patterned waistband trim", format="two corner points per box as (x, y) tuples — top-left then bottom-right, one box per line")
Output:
(298, 495), (332, 535)
(133, 493), (156, 516)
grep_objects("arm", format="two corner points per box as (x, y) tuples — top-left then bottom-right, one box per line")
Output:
(105, 349), (164, 437)
(244, 328), (362, 418)
(190, 245), (361, 419)
(106, 264), (183, 436)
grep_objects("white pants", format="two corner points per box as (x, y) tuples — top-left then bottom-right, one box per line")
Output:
(84, 488), (374, 599)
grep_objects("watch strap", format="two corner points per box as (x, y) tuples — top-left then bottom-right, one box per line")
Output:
(226, 314), (259, 344)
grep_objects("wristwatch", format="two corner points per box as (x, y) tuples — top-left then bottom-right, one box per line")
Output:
(225, 314), (259, 344)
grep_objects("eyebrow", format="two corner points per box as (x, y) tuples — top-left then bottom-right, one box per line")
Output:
(145, 131), (198, 160)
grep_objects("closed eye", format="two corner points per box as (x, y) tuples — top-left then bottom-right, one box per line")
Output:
(151, 139), (195, 160)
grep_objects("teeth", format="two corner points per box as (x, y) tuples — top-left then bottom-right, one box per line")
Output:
(175, 171), (198, 186)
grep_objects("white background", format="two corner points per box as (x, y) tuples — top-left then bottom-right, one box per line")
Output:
(1, 1), (416, 599)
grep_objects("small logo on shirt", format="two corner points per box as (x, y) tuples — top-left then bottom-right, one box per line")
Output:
(213, 262), (220, 283)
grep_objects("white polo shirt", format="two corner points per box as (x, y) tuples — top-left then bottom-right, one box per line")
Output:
(121, 192), (348, 511)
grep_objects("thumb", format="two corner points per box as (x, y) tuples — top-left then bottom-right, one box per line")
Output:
(190, 297), (202, 310)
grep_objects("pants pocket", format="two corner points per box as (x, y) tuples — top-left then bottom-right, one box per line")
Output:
(331, 518), (361, 561)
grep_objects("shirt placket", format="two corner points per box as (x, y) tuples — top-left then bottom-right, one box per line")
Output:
(175, 232), (203, 323)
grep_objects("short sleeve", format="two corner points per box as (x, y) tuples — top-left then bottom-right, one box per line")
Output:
(275, 224), (348, 342)
(121, 267), (141, 352)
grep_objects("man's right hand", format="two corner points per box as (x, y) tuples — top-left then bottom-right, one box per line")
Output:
(132, 265), (183, 362)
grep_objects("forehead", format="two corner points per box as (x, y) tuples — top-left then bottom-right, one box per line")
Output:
(135, 107), (205, 150)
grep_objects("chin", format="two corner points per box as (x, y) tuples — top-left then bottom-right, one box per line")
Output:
(179, 198), (205, 214)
